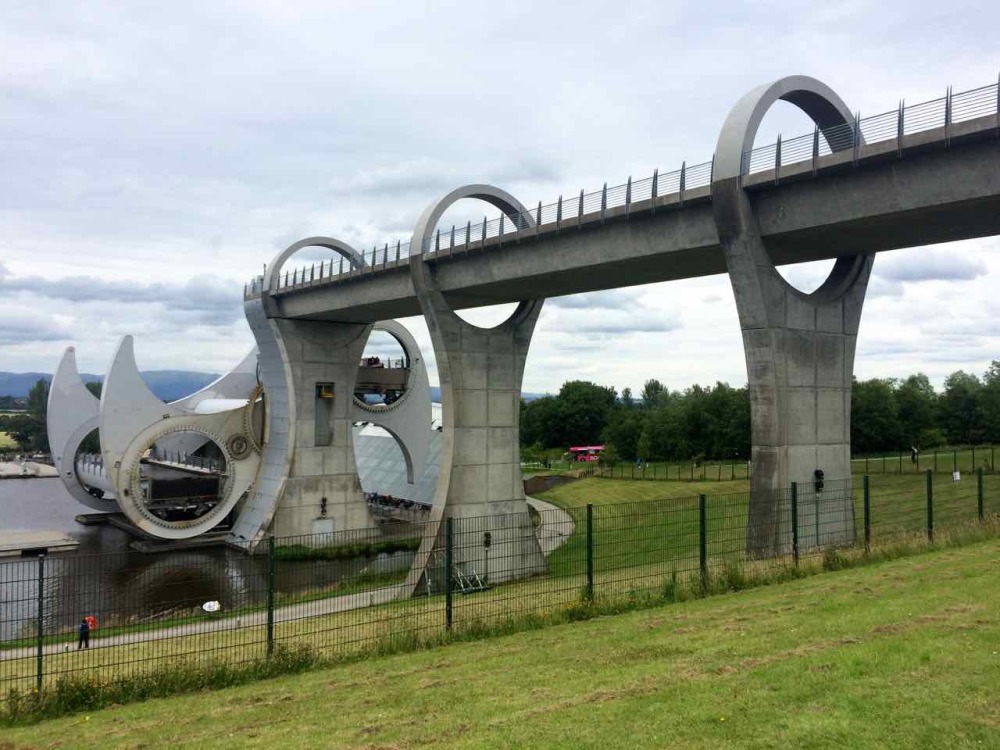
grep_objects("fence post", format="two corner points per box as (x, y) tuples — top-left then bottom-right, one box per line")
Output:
(699, 494), (708, 585)
(791, 482), (799, 565)
(926, 469), (934, 543)
(36, 554), (44, 692)
(978, 467), (985, 521)
(953, 449), (958, 473)
(266, 536), (275, 658)
(586, 504), (595, 601)
(863, 475), (871, 553)
(445, 517), (454, 631)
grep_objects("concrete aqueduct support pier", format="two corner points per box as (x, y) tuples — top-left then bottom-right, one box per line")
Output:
(229, 238), (376, 546)
(712, 76), (875, 556)
(406, 185), (547, 591)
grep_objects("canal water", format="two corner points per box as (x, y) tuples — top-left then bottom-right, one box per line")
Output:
(0, 479), (414, 641)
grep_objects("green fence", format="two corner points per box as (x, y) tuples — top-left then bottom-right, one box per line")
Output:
(1, 469), (997, 703)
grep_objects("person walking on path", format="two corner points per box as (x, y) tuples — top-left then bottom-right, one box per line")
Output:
(77, 618), (90, 650)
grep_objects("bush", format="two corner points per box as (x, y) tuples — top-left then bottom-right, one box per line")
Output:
(275, 538), (420, 561)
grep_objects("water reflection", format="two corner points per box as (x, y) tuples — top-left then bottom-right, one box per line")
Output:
(0, 479), (413, 641)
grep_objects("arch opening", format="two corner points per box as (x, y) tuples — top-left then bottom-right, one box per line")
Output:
(139, 430), (229, 524)
(410, 186), (541, 332)
(356, 330), (410, 407)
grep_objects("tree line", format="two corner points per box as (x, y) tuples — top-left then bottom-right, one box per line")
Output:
(520, 361), (1000, 463)
(0, 379), (102, 454)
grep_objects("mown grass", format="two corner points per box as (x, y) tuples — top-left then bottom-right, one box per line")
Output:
(3, 537), (998, 748)
(591, 445), (999, 483)
(2, 472), (995, 695)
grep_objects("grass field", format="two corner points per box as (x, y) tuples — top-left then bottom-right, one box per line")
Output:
(3, 537), (997, 749)
(588, 445), (999, 482)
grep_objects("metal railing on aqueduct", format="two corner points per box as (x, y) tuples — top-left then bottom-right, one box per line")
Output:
(244, 77), (1000, 297)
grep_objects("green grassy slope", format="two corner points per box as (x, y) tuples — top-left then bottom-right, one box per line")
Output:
(5, 538), (998, 749)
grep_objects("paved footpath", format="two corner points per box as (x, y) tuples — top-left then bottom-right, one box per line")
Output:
(2, 498), (576, 663)
(526, 496), (576, 556)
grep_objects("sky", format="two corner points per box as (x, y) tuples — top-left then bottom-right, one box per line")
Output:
(1, 0), (998, 396)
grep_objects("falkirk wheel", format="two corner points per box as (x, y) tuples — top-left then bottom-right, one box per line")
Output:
(48, 239), (437, 554)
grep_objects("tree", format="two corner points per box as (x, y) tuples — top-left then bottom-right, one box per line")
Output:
(851, 378), (901, 454)
(941, 370), (984, 445)
(635, 428), (652, 462)
(980, 361), (1000, 444)
(11, 379), (51, 453)
(640, 379), (665, 410)
(554, 381), (617, 447)
(896, 373), (941, 448)
(620, 387), (634, 409)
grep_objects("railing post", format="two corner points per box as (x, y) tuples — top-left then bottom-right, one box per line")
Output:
(266, 536), (275, 658)
(651, 168), (658, 213)
(480, 215), (487, 246)
(556, 195), (562, 227)
(811, 125), (819, 175)
(36, 554), (44, 692)
(445, 517), (454, 631)
(578, 189), (584, 229)
(625, 176), (632, 217)
(498, 215), (505, 247)
(791, 482), (799, 565)
(926, 469), (934, 543)
(600, 184), (607, 223)
(395, 240), (401, 263)
(586, 504), (595, 601)
(978, 467), (985, 521)
(945, 85), (953, 146)
(897, 99), (905, 157)
(852, 111), (861, 166)
(698, 494), (708, 585)
(863, 475), (871, 553)
(774, 133), (781, 184)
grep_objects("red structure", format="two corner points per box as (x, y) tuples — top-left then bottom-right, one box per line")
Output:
(569, 445), (604, 462)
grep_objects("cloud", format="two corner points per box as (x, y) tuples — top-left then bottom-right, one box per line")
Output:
(0, 311), (70, 345)
(547, 290), (634, 310)
(545, 308), (681, 335)
(875, 251), (987, 283)
(0, 272), (243, 322)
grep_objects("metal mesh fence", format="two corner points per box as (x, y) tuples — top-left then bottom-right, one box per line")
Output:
(2, 470), (997, 703)
(851, 446), (997, 475)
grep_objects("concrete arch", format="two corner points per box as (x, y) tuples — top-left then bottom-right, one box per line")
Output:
(713, 75), (872, 305)
(711, 76), (875, 556)
(409, 184), (543, 332)
(351, 319), (432, 484)
(262, 236), (365, 293)
(405, 184), (547, 593)
(231, 236), (375, 547)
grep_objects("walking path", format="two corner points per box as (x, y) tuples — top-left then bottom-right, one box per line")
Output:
(0, 583), (407, 662)
(526, 496), (576, 555)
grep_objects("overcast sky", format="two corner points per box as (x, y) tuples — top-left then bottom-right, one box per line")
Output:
(1, 0), (998, 395)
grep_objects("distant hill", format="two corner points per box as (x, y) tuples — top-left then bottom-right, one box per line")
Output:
(0, 371), (219, 402)
(2, 376), (546, 404)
